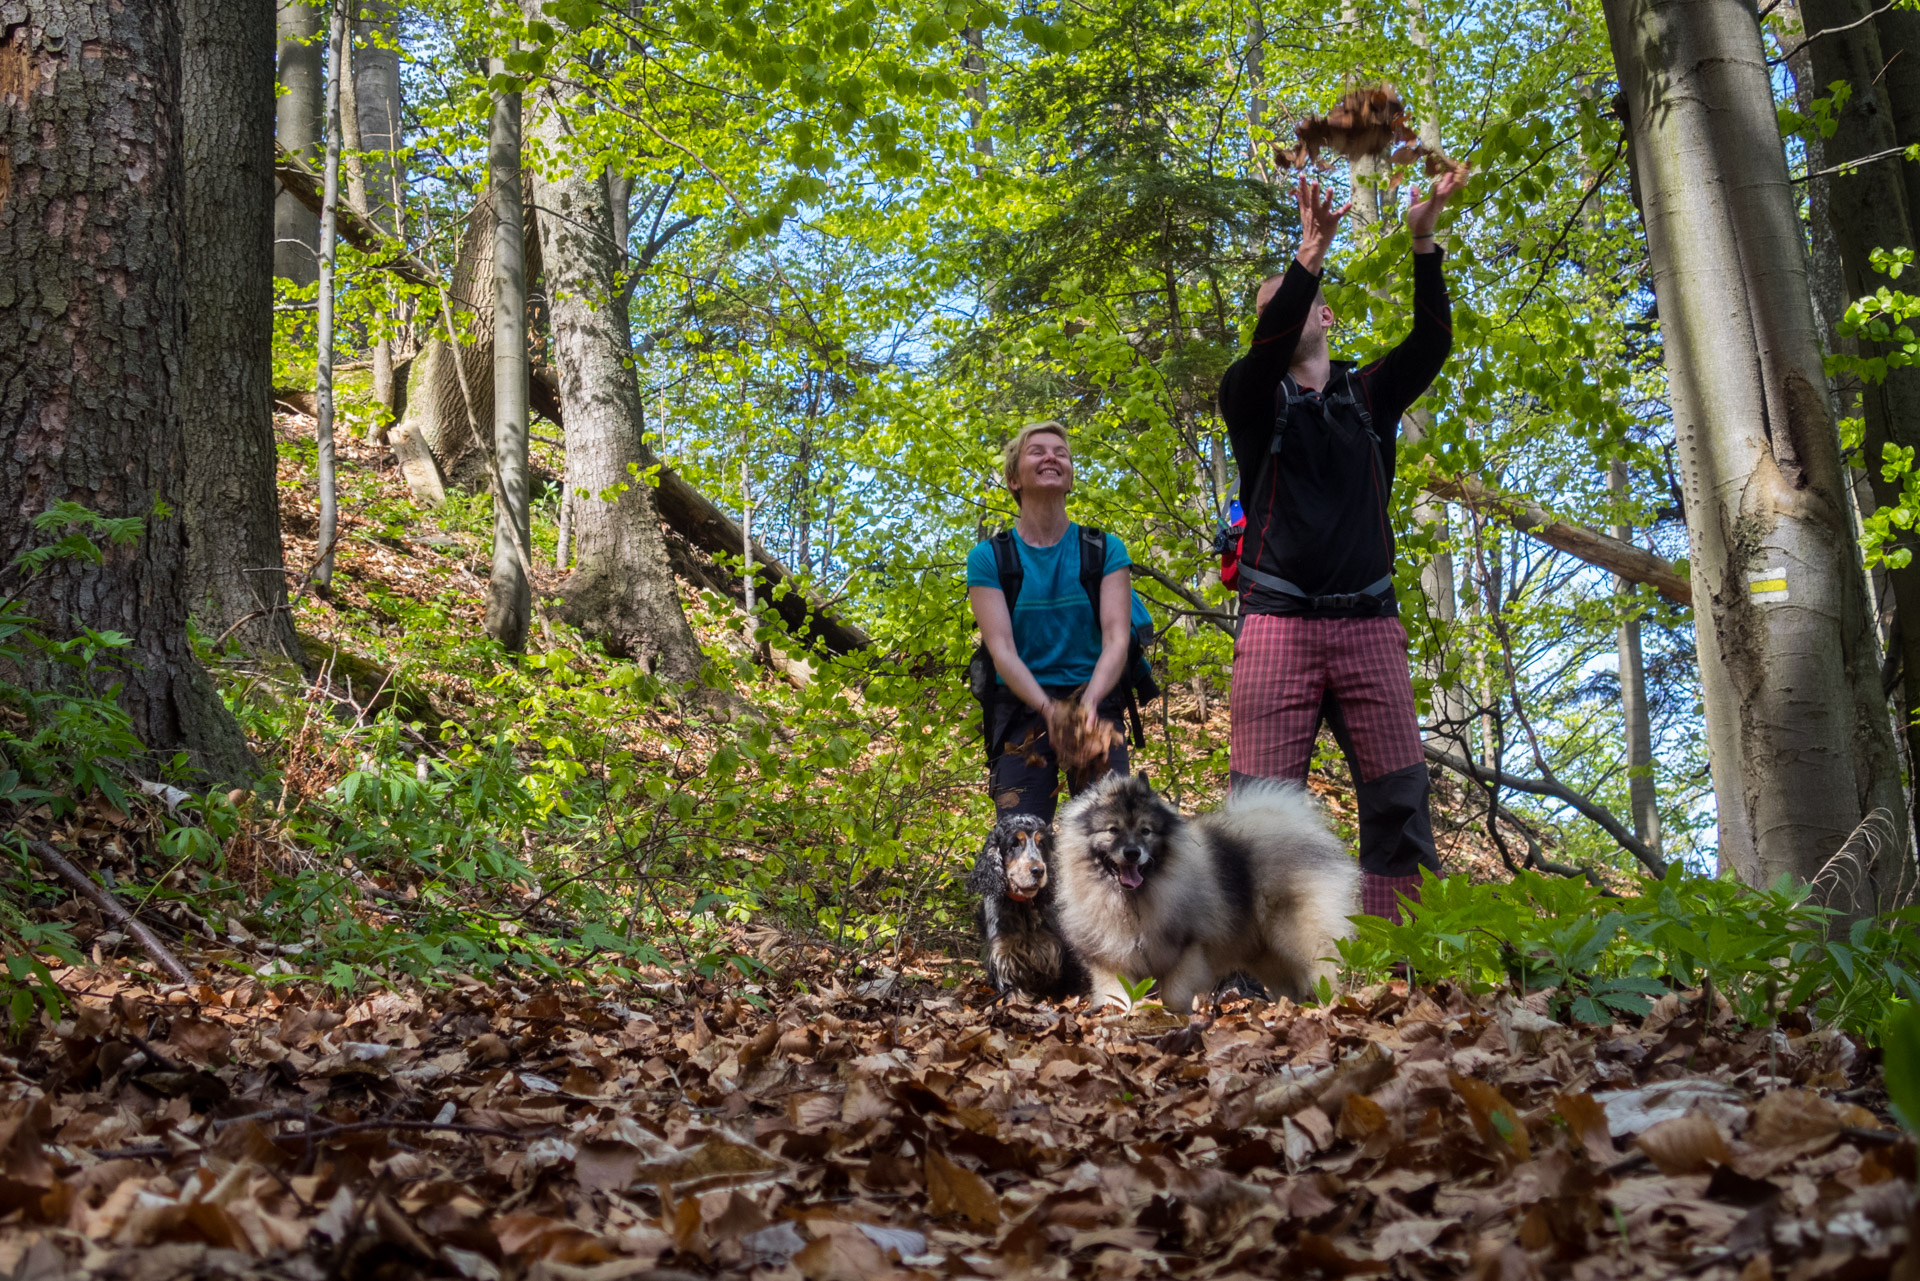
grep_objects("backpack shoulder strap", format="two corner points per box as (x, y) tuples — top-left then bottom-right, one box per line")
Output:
(991, 529), (1024, 613)
(1078, 525), (1107, 621)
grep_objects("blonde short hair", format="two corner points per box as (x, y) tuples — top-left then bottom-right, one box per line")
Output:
(1001, 421), (1069, 505)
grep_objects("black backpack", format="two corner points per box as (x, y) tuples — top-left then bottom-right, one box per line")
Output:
(966, 525), (1160, 751)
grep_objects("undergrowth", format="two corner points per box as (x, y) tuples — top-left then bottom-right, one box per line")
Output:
(7, 496), (1920, 1054)
(1339, 867), (1920, 1042)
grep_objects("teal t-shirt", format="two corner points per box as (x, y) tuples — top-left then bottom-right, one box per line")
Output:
(967, 524), (1131, 687)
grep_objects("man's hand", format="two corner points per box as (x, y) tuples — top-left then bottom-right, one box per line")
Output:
(1407, 160), (1470, 246)
(1294, 176), (1351, 275)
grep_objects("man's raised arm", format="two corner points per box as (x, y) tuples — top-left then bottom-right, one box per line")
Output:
(1360, 162), (1470, 428)
(1219, 179), (1351, 429)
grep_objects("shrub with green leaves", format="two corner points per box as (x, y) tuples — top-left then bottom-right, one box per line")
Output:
(1338, 866), (1920, 1040)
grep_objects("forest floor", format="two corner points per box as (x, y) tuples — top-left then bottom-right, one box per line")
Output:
(0, 945), (1910, 1281)
(3, 419), (1828, 1279)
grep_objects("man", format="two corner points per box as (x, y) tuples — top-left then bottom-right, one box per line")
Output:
(1217, 166), (1468, 922)
(968, 421), (1134, 820)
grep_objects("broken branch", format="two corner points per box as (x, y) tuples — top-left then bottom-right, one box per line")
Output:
(28, 840), (195, 985)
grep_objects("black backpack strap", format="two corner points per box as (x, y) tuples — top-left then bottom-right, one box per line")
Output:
(990, 528), (1024, 612)
(1078, 524), (1107, 619)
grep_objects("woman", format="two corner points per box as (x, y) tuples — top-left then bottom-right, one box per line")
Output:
(967, 421), (1134, 821)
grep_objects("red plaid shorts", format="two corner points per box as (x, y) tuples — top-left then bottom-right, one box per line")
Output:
(1229, 613), (1424, 784)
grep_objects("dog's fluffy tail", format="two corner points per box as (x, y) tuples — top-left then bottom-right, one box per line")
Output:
(1204, 780), (1344, 857)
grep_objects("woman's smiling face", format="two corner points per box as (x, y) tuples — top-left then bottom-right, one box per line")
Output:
(1011, 430), (1073, 504)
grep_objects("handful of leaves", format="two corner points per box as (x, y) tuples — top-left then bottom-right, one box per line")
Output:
(1275, 84), (1453, 177)
(1042, 695), (1126, 791)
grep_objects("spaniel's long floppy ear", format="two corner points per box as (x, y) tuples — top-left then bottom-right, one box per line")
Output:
(966, 825), (1009, 896)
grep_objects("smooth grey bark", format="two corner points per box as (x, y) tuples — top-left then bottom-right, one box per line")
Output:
(1609, 462), (1661, 856)
(181, 0), (302, 661)
(393, 185), (540, 499)
(0, 0), (253, 782)
(485, 55), (530, 652)
(313, 0), (345, 591)
(349, 0), (403, 420)
(1601, 0), (1908, 911)
(1793, 0), (1920, 851)
(274, 0), (322, 283)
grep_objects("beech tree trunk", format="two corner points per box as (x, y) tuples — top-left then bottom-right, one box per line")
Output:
(393, 185), (539, 500)
(0, 0), (253, 782)
(525, 91), (707, 682)
(349, 0), (402, 420)
(1601, 0), (1908, 910)
(1793, 0), (1920, 851)
(485, 55), (530, 651)
(181, 0), (302, 662)
(1609, 462), (1661, 856)
(313, 0), (345, 590)
(274, 0), (322, 284)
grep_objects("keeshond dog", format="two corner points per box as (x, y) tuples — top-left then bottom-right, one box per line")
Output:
(966, 814), (1089, 1000)
(1053, 774), (1358, 1012)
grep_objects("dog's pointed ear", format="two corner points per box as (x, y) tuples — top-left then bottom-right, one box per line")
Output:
(1134, 771), (1152, 791)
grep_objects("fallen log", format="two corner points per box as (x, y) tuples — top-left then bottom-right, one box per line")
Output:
(274, 145), (435, 289)
(1426, 473), (1691, 608)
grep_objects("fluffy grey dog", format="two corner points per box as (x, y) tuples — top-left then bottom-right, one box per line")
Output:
(1053, 774), (1359, 1012)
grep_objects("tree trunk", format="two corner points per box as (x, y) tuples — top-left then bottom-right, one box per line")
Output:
(1610, 462), (1661, 856)
(180, 0), (302, 662)
(1869, 9), (1920, 248)
(0, 0), (253, 782)
(1792, 0), (1920, 853)
(313, 0), (345, 591)
(392, 184), (538, 500)
(1601, 0), (1909, 910)
(274, 0), (322, 284)
(485, 54), (530, 652)
(351, 0), (403, 421)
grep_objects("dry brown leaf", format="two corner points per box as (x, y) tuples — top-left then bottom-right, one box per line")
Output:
(926, 1148), (1002, 1227)
(793, 1229), (889, 1281)
(632, 1137), (785, 1194)
(1634, 1110), (1730, 1176)
(1555, 1092), (1619, 1166)
(1451, 1073), (1531, 1162)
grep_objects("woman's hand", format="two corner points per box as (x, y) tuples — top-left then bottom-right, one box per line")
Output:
(1407, 160), (1470, 244)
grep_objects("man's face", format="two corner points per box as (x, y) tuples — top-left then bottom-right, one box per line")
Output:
(1256, 276), (1335, 347)
(1011, 432), (1073, 503)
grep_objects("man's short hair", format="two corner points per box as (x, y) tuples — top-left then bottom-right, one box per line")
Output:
(1254, 273), (1329, 315)
(1002, 420), (1069, 505)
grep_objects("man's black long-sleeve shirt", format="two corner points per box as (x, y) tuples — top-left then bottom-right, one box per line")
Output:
(1217, 251), (1452, 617)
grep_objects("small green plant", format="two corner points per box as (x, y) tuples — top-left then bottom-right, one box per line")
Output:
(1884, 1002), (1920, 1131)
(1338, 866), (1920, 1040)
(1117, 973), (1159, 1010)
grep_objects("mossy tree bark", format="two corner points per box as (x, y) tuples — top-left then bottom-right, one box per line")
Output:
(0, 0), (254, 783)
(181, 0), (303, 662)
(1601, 0), (1911, 910)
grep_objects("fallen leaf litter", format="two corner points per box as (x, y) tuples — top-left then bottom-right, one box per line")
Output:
(0, 945), (1912, 1280)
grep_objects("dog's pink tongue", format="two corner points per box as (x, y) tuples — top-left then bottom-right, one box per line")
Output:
(1118, 865), (1143, 889)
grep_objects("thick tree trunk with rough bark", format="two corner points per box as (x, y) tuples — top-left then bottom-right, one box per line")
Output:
(274, 0), (322, 284)
(1601, 0), (1909, 910)
(0, 0), (253, 782)
(181, 0), (302, 662)
(485, 56), (530, 651)
(526, 87), (707, 684)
